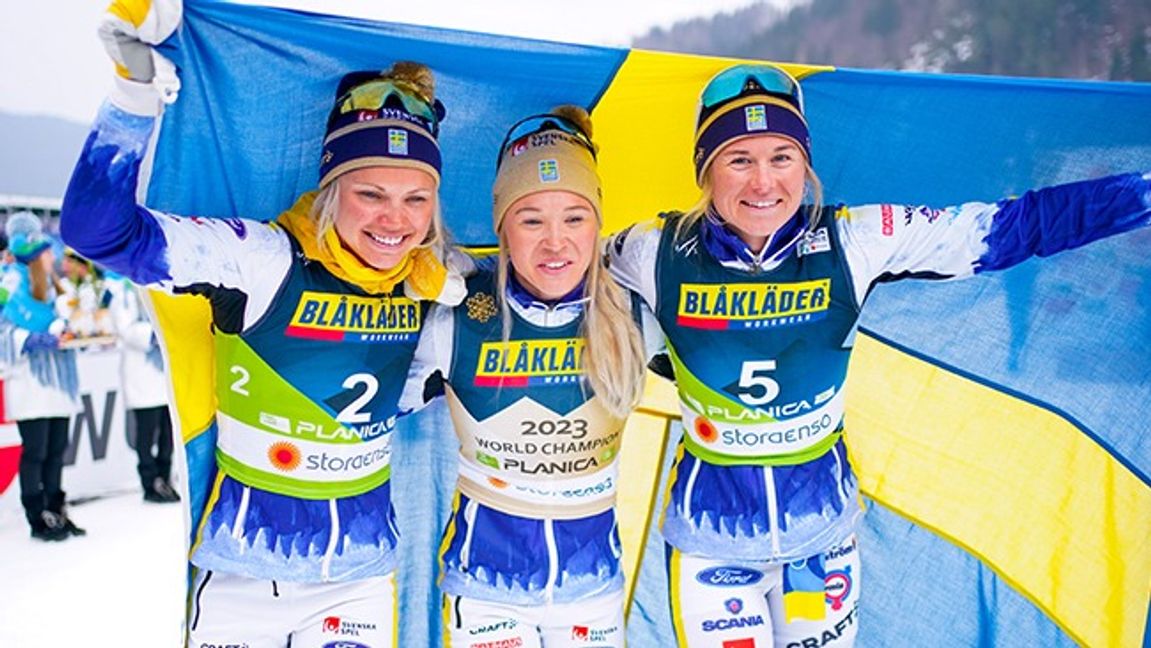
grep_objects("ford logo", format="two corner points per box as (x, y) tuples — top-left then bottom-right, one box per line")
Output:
(322, 642), (370, 648)
(695, 566), (764, 587)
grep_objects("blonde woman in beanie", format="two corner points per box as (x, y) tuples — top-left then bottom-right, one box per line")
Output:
(58, 4), (465, 645)
(401, 106), (654, 647)
(606, 64), (1151, 648)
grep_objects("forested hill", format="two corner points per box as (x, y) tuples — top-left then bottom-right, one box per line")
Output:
(634, 0), (1151, 81)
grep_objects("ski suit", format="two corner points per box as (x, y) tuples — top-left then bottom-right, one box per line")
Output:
(59, 78), (454, 646)
(606, 173), (1151, 646)
(402, 266), (658, 647)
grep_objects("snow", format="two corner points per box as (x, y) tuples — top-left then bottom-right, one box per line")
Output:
(0, 490), (186, 647)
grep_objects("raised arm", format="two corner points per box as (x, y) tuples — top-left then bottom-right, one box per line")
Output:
(836, 171), (1151, 306)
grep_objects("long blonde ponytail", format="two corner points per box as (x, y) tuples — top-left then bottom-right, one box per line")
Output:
(580, 251), (646, 419)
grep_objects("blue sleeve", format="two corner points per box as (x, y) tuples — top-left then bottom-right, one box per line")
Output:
(59, 102), (171, 285)
(976, 172), (1151, 273)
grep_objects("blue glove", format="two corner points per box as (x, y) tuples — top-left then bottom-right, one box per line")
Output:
(22, 332), (60, 354)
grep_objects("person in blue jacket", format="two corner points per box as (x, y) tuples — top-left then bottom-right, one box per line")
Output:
(402, 106), (654, 647)
(58, 3), (464, 646)
(606, 63), (1151, 648)
(0, 212), (84, 542)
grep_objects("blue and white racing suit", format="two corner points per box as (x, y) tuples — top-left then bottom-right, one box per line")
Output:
(402, 266), (659, 646)
(606, 174), (1151, 646)
(59, 76), (460, 646)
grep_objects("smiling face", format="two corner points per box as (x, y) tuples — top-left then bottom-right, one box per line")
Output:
(332, 166), (437, 270)
(708, 134), (807, 254)
(501, 190), (599, 301)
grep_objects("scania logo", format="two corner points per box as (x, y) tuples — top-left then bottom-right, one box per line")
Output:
(695, 566), (764, 587)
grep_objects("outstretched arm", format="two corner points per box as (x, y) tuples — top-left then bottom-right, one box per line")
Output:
(837, 171), (1151, 305)
(976, 172), (1151, 272)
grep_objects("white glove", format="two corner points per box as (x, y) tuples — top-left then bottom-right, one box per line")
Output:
(98, 0), (183, 104)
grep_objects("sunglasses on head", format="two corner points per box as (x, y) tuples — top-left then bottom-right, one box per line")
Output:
(335, 79), (444, 135)
(496, 113), (596, 169)
(700, 64), (805, 114)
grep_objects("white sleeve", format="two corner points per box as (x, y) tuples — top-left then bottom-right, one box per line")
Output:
(605, 219), (663, 312)
(151, 213), (294, 330)
(398, 302), (455, 415)
(636, 297), (666, 362)
(836, 202), (996, 306)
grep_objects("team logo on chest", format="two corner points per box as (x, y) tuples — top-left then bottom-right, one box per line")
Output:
(286, 291), (420, 343)
(677, 279), (831, 330)
(475, 338), (584, 387)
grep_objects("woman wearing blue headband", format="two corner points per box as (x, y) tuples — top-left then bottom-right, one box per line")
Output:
(58, 3), (464, 646)
(607, 63), (1151, 647)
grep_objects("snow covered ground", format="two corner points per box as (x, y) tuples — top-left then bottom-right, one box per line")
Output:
(0, 490), (186, 647)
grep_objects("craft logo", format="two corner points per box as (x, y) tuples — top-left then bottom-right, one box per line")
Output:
(538, 159), (560, 183)
(287, 291), (419, 343)
(745, 105), (767, 131)
(267, 441), (301, 472)
(474, 338), (584, 387)
(677, 279), (831, 330)
(388, 128), (409, 155)
(469, 620), (519, 635)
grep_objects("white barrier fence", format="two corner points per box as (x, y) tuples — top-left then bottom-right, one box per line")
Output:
(0, 348), (145, 525)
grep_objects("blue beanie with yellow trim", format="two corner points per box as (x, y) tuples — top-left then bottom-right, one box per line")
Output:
(319, 62), (446, 189)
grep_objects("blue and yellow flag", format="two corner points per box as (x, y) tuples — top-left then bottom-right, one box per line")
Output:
(144, 2), (1151, 646)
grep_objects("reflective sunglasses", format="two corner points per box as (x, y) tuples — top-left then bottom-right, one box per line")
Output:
(700, 64), (805, 113)
(335, 79), (443, 134)
(496, 113), (596, 169)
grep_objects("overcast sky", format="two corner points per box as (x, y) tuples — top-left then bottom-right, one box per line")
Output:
(0, 0), (788, 124)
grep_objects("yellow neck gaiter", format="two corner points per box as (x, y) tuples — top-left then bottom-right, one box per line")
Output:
(275, 191), (448, 298)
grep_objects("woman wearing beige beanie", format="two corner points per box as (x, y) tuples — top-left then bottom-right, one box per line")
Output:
(402, 106), (655, 647)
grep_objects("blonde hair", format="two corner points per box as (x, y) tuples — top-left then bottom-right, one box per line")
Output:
(675, 162), (825, 243)
(494, 231), (646, 420)
(388, 61), (436, 104)
(310, 177), (449, 260)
